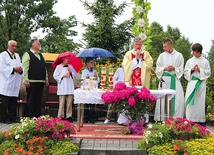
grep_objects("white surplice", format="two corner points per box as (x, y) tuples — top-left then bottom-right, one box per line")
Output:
(81, 68), (100, 83)
(154, 49), (185, 121)
(53, 64), (76, 95)
(0, 51), (22, 97)
(184, 55), (211, 122)
(113, 67), (124, 87)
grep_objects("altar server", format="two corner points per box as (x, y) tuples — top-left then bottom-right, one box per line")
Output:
(53, 55), (76, 123)
(81, 57), (99, 123)
(154, 38), (185, 121)
(0, 40), (22, 123)
(184, 43), (211, 125)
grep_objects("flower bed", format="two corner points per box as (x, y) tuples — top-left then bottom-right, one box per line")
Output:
(137, 117), (212, 154)
(0, 116), (79, 154)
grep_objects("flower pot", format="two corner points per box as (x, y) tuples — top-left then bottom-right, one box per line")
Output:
(148, 143), (155, 148)
(173, 134), (189, 141)
(188, 133), (194, 140)
(37, 132), (52, 139)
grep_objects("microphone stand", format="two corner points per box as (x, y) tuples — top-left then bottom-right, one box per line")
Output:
(141, 58), (165, 88)
(141, 58), (167, 122)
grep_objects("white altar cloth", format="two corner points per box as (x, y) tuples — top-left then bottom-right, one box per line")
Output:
(74, 89), (176, 131)
(74, 89), (176, 104)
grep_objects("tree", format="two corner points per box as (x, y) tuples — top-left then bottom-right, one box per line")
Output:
(147, 22), (192, 89)
(206, 40), (214, 101)
(40, 16), (81, 53)
(0, 0), (79, 55)
(80, 0), (134, 60)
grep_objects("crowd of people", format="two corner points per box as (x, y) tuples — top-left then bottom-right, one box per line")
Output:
(0, 37), (211, 127)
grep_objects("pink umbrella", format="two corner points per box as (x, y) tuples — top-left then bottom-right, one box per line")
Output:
(52, 51), (83, 73)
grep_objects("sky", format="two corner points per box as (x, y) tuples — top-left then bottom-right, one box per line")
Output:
(43, 0), (214, 53)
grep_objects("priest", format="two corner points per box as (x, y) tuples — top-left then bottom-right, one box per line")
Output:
(122, 37), (153, 88)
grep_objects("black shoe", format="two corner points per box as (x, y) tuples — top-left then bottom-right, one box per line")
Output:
(67, 117), (73, 123)
(3, 120), (12, 124)
(89, 119), (95, 124)
(12, 119), (20, 123)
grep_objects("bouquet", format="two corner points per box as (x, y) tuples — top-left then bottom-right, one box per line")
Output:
(101, 82), (156, 122)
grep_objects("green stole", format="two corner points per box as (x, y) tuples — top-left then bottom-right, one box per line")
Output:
(162, 72), (176, 116)
(186, 76), (202, 106)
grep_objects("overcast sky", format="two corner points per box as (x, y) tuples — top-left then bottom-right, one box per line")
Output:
(48, 0), (214, 53)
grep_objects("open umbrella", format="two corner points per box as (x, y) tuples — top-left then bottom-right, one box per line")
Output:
(52, 51), (83, 73)
(76, 47), (115, 58)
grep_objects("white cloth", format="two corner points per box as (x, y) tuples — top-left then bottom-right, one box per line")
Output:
(81, 67), (100, 82)
(113, 67), (124, 87)
(0, 51), (22, 97)
(74, 89), (105, 104)
(74, 89), (176, 105)
(184, 55), (211, 122)
(154, 49), (185, 121)
(53, 64), (76, 95)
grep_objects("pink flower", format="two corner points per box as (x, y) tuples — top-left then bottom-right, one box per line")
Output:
(128, 98), (136, 107)
(101, 91), (114, 103)
(114, 82), (127, 91)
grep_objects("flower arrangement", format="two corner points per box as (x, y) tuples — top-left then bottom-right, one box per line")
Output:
(132, 0), (151, 41)
(101, 82), (156, 122)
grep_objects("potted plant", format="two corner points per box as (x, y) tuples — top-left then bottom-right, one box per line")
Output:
(101, 82), (156, 134)
(137, 122), (172, 150)
(164, 117), (211, 140)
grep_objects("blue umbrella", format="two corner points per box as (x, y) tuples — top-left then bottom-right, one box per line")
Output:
(76, 47), (115, 58)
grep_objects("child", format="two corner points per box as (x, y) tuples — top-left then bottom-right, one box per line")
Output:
(81, 57), (100, 123)
(53, 55), (76, 122)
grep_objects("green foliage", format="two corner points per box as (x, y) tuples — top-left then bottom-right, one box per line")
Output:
(206, 40), (214, 122)
(0, 132), (11, 144)
(0, 0), (80, 56)
(81, 0), (134, 60)
(49, 140), (79, 155)
(40, 15), (81, 53)
(174, 37), (192, 63)
(0, 140), (17, 154)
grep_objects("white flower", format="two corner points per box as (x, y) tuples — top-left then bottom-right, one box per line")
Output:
(158, 132), (163, 138)
(144, 130), (151, 137)
(184, 121), (188, 124)
(136, 6), (143, 14)
(15, 134), (20, 139)
(139, 33), (147, 40)
(138, 18), (145, 27)
(147, 123), (153, 129)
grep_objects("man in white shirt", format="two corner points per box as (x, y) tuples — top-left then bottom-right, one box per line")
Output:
(0, 40), (22, 124)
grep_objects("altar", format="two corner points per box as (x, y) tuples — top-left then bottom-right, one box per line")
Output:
(74, 89), (176, 132)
